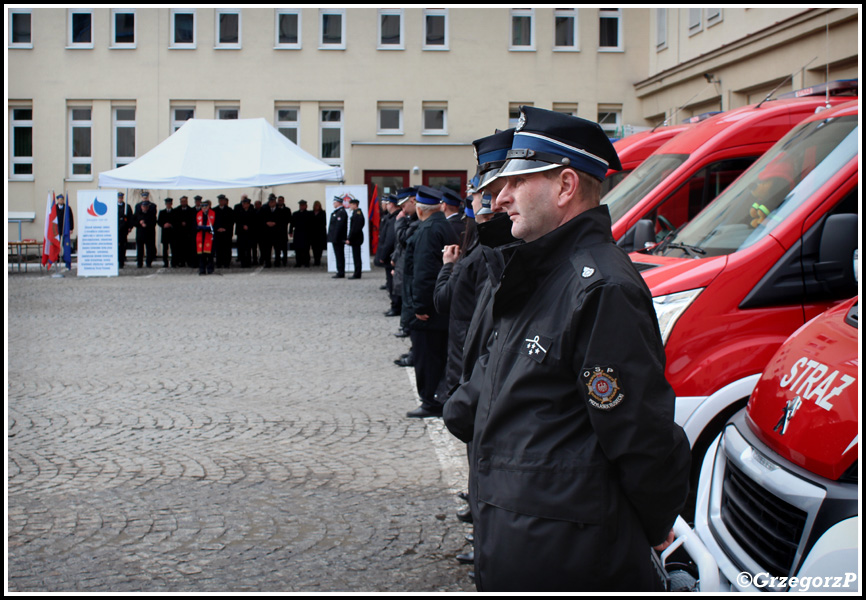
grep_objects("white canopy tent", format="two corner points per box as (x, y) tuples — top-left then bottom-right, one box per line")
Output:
(98, 118), (344, 190)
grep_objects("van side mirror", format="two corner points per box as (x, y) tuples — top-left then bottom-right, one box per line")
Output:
(814, 213), (858, 296)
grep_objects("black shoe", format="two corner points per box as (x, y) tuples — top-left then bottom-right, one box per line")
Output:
(332, 273), (345, 279)
(465, 532), (474, 544)
(379, 284), (388, 290)
(384, 309), (400, 317)
(456, 551), (474, 565)
(349, 274), (361, 279)
(458, 491), (469, 502)
(457, 506), (473, 524)
(394, 330), (410, 338)
(406, 405), (442, 419)
(394, 357), (414, 367)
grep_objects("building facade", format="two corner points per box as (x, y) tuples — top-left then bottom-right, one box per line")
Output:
(6, 7), (859, 241)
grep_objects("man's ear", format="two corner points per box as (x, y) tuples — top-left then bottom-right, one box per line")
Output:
(555, 168), (580, 208)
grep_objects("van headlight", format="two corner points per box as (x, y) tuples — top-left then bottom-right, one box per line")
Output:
(653, 288), (703, 345)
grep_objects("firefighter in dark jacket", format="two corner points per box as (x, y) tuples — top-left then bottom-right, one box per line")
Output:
(133, 191), (158, 268)
(376, 196), (401, 314)
(290, 199), (313, 268)
(347, 198), (365, 279)
(443, 107), (691, 592)
(213, 194), (235, 268)
(405, 186), (459, 418)
(234, 195), (255, 268)
(327, 197), (349, 278)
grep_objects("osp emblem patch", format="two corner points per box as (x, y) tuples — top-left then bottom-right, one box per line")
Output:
(581, 366), (624, 410)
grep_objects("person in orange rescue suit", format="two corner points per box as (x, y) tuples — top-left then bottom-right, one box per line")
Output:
(196, 199), (216, 275)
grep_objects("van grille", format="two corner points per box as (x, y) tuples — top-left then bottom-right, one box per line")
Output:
(720, 462), (808, 577)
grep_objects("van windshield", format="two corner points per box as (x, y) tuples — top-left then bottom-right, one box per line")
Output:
(655, 114), (858, 259)
(601, 153), (688, 223)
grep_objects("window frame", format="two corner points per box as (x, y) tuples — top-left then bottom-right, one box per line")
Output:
(656, 8), (668, 51)
(216, 106), (240, 120)
(170, 9), (197, 49)
(422, 8), (449, 51)
(319, 107), (344, 166)
(509, 8), (535, 52)
(378, 8), (404, 50)
(110, 8), (136, 49)
(172, 106), (195, 133)
(598, 8), (623, 52)
(553, 8), (579, 52)
(275, 8), (302, 49)
(377, 103), (404, 135)
(688, 8), (703, 37)
(706, 8), (723, 28)
(10, 105), (34, 181)
(68, 8), (94, 49)
(68, 106), (93, 181)
(319, 8), (346, 50)
(275, 106), (300, 145)
(9, 9), (32, 49)
(422, 103), (448, 136)
(597, 105), (622, 140)
(215, 8), (242, 49)
(113, 106), (137, 169)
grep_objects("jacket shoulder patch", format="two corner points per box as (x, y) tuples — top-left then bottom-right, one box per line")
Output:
(581, 366), (624, 410)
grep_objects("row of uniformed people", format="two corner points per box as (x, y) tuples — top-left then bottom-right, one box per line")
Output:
(116, 192), (327, 270)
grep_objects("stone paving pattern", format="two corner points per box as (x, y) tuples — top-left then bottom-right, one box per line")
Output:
(7, 263), (473, 592)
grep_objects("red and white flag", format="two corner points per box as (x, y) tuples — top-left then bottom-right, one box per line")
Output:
(42, 191), (61, 268)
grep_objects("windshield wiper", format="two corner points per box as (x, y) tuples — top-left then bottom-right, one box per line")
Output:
(666, 242), (706, 258)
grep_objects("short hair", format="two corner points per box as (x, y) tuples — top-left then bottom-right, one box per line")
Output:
(544, 166), (603, 206)
(416, 202), (439, 213)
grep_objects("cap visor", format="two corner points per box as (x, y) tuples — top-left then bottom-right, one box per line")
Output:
(495, 158), (561, 179)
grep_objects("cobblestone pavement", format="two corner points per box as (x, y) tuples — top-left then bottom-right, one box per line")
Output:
(7, 263), (473, 593)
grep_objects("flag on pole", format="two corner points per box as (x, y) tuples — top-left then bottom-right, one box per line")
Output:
(62, 198), (72, 270)
(368, 184), (380, 255)
(42, 191), (61, 268)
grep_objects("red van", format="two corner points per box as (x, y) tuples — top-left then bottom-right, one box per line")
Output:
(665, 296), (859, 591)
(601, 123), (692, 195)
(632, 100), (858, 490)
(603, 81), (857, 252)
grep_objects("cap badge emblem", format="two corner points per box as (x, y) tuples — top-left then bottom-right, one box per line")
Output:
(582, 266), (595, 278)
(516, 110), (526, 132)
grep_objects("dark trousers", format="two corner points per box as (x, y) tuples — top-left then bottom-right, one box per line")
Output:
(332, 242), (345, 275)
(313, 244), (324, 266)
(198, 252), (214, 274)
(161, 239), (171, 267)
(215, 232), (232, 267)
(275, 237), (288, 266)
(137, 232), (156, 267)
(410, 329), (449, 409)
(351, 243), (363, 277)
(237, 235), (253, 268)
(294, 242), (311, 267)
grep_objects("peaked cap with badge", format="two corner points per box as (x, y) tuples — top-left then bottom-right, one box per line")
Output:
(472, 128), (516, 190)
(498, 105), (622, 182)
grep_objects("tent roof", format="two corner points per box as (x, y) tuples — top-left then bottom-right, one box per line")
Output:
(98, 118), (344, 190)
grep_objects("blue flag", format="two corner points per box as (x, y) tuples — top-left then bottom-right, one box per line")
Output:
(62, 200), (72, 270)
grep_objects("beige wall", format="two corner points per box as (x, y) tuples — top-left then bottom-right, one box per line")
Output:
(7, 7), (858, 242)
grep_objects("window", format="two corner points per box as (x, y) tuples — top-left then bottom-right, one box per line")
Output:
(423, 8), (448, 50)
(688, 8), (702, 36)
(320, 107), (343, 165)
(276, 9), (301, 49)
(320, 9), (345, 49)
(10, 106), (33, 179)
(378, 9), (403, 49)
(378, 103), (403, 135)
(9, 9), (32, 48)
(598, 8), (622, 51)
(68, 9), (93, 49)
(552, 103), (578, 117)
(276, 107), (299, 144)
(216, 9), (241, 48)
(109, 9), (136, 48)
(508, 103), (533, 128)
(69, 107), (93, 179)
(510, 8), (534, 51)
(171, 9), (196, 48)
(597, 106), (622, 139)
(423, 171), (465, 196)
(422, 103), (447, 135)
(113, 107), (136, 169)
(706, 8), (723, 28)
(217, 107), (239, 120)
(554, 8), (578, 50)
(172, 107), (195, 132)
(656, 8), (667, 51)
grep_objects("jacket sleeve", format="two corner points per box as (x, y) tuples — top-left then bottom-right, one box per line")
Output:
(412, 228), (445, 315)
(573, 281), (691, 546)
(433, 261), (456, 314)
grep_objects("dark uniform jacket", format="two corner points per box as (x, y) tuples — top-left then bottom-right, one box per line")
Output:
(327, 208), (348, 245)
(157, 208), (174, 241)
(443, 206), (690, 592)
(405, 211), (459, 332)
(348, 208), (365, 246)
(133, 202), (157, 240)
(375, 210), (397, 267)
(290, 209), (313, 246)
(234, 204), (256, 239)
(434, 214), (516, 399)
